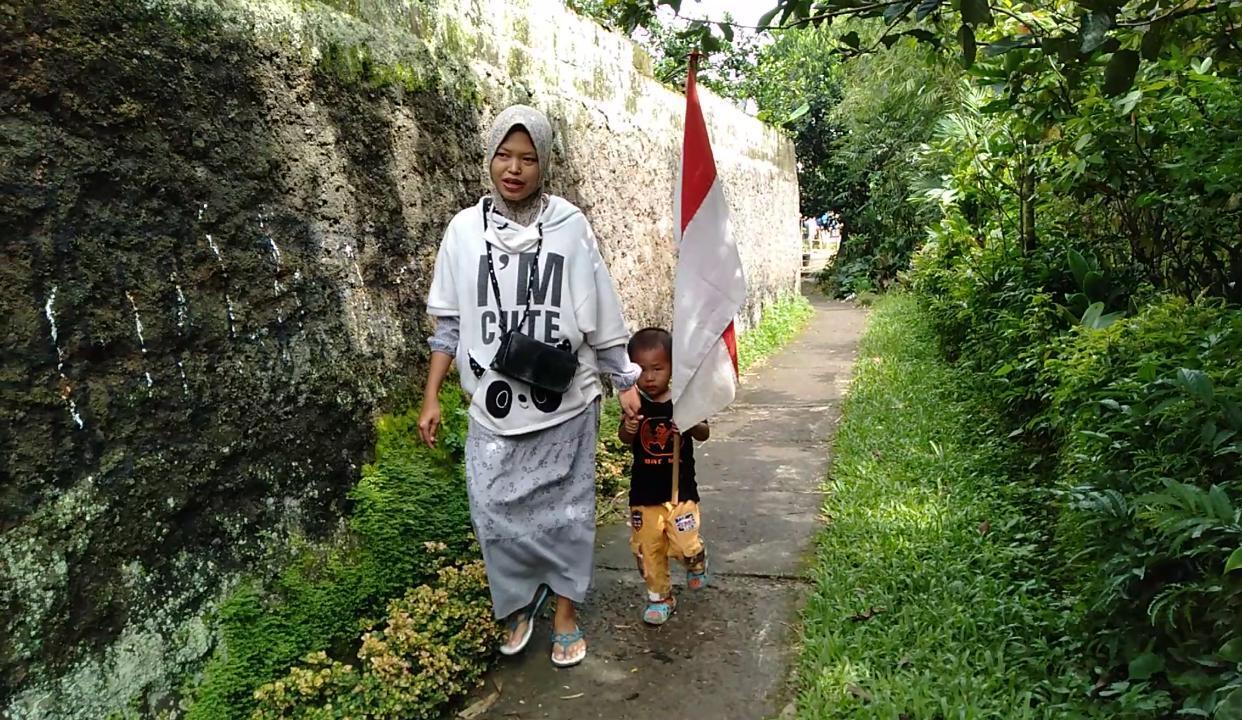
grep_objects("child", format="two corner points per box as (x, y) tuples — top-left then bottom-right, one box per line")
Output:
(619, 328), (710, 625)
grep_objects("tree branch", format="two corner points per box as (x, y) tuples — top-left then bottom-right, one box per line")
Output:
(1115, 0), (1235, 28)
(667, 4), (887, 33)
(659, 0), (1234, 38)
(786, 2), (898, 30)
(992, 6), (1051, 36)
(867, 1), (918, 52)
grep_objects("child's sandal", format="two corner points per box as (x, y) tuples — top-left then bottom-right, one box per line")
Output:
(687, 558), (710, 591)
(642, 596), (677, 625)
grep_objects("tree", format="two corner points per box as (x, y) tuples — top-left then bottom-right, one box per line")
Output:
(567, 0), (758, 101)
(596, 0), (1242, 102)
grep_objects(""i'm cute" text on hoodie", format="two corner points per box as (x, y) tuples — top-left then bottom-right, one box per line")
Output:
(427, 195), (630, 435)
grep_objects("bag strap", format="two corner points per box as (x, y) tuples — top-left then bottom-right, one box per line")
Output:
(482, 198), (543, 335)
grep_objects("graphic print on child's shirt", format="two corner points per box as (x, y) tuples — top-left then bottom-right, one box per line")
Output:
(629, 397), (699, 506)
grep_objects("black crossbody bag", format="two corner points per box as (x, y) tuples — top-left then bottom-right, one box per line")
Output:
(483, 199), (580, 394)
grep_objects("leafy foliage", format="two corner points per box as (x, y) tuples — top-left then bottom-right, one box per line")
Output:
(185, 388), (475, 720)
(768, 1), (1242, 714)
(252, 560), (501, 720)
(567, 0), (757, 99)
(737, 27), (845, 214)
(602, 0), (1242, 299)
(607, 1), (1242, 102)
(1044, 299), (1242, 715)
(911, 189), (1242, 716)
(803, 292), (1242, 717)
(738, 27), (958, 294)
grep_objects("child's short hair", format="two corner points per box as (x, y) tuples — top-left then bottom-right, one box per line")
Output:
(628, 327), (672, 359)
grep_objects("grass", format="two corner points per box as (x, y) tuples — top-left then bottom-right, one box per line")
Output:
(796, 294), (1103, 719)
(738, 293), (815, 373)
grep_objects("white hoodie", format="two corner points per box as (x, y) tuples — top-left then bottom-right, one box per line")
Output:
(427, 195), (630, 435)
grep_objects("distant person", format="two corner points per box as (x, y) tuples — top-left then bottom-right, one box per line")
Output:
(804, 215), (818, 243)
(619, 328), (711, 625)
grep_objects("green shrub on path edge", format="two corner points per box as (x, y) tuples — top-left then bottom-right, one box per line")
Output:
(185, 388), (474, 720)
(801, 292), (1242, 718)
(910, 225), (1242, 715)
(252, 560), (502, 720)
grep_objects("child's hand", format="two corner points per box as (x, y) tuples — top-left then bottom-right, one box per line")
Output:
(623, 414), (642, 434)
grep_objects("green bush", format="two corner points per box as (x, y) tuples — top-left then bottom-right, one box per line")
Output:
(186, 388), (474, 720)
(910, 235), (1242, 714)
(912, 236), (1077, 432)
(189, 376), (654, 718)
(797, 3), (1242, 715)
(252, 559), (501, 720)
(1044, 298), (1242, 715)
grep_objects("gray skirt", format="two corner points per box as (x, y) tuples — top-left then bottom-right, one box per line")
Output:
(466, 400), (599, 619)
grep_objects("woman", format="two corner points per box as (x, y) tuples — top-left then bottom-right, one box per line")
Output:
(419, 105), (641, 667)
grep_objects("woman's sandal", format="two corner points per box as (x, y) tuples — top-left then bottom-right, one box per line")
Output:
(499, 585), (550, 656)
(642, 596), (677, 626)
(551, 626), (587, 667)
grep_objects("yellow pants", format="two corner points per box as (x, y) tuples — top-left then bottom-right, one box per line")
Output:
(629, 501), (706, 600)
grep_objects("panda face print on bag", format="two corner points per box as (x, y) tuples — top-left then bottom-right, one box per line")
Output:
(469, 345), (570, 419)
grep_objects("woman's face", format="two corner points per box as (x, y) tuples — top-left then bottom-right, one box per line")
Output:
(490, 129), (540, 202)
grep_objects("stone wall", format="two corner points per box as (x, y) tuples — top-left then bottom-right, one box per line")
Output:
(0, 0), (800, 716)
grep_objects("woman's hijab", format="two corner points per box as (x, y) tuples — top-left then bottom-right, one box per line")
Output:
(486, 105), (553, 226)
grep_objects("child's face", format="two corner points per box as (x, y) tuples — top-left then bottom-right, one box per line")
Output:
(632, 347), (672, 399)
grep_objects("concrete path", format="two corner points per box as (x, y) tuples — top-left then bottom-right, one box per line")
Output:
(467, 294), (867, 720)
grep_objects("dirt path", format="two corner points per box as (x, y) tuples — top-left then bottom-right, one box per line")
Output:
(468, 294), (868, 720)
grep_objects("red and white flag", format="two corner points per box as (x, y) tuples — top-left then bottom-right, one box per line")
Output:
(671, 54), (748, 431)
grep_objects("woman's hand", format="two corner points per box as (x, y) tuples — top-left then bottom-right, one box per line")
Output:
(418, 396), (442, 447)
(419, 351), (454, 447)
(619, 385), (641, 423)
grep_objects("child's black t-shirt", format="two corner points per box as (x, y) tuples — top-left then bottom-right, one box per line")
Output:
(628, 395), (699, 506)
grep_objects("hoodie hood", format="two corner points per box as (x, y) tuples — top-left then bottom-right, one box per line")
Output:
(480, 194), (583, 254)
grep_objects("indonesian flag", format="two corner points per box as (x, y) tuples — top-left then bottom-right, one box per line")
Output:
(671, 54), (748, 431)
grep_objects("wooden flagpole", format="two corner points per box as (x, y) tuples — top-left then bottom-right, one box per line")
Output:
(671, 432), (681, 507)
